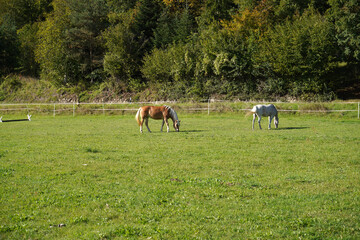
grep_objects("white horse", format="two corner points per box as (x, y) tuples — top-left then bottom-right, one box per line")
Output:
(251, 104), (279, 130)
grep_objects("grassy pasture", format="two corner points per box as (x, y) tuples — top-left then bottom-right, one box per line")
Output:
(0, 113), (359, 239)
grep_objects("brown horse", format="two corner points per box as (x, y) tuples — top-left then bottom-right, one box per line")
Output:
(135, 105), (180, 133)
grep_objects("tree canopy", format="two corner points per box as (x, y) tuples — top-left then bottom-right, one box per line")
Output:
(1, 0), (359, 101)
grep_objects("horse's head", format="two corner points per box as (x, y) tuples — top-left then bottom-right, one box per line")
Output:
(274, 115), (279, 128)
(174, 120), (180, 132)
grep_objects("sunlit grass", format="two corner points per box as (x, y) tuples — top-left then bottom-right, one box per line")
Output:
(1, 114), (359, 239)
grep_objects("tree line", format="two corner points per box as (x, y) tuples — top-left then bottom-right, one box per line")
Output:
(1, 0), (359, 101)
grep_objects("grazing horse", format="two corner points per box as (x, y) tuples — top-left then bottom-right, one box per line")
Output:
(135, 105), (180, 133)
(251, 104), (279, 130)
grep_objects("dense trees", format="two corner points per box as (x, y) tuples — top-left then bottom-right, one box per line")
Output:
(0, 17), (19, 75)
(256, 10), (338, 98)
(1, 0), (359, 100)
(36, 0), (108, 85)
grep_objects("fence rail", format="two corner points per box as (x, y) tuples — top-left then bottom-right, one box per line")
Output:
(0, 101), (359, 119)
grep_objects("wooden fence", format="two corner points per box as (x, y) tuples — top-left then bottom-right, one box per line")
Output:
(0, 101), (359, 119)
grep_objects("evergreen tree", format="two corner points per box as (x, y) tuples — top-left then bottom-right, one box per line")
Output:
(153, 7), (194, 48)
(0, 0), (52, 29)
(153, 7), (175, 48)
(173, 8), (194, 42)
(131, 0), (162, 56)
(18, 23), (39, 76)
(35, 0), (71, 85)
(103, 11), (139, 86)
(65, 0), (109, 83)
(0, 16), (19, 76)
(0, 0), (52, 77)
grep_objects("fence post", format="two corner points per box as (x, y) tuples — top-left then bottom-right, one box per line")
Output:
(53, 104), (56, 117)
(73, 102), (75, 117)
(208, 99), (210, 115)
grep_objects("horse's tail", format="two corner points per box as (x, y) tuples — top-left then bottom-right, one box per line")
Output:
(135, 108), (142, 126)
(245, 111), (253, 117)
(250, 106), (257, 113)
(246, 106), (256, 116)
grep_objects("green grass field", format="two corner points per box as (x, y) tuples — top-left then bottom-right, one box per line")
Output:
(1, 113), (359, 239)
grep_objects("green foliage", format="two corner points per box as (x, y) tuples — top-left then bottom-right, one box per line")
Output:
(142, 47), (173, 84)
(36, 0), (109, 86)
(194, 23), (256, 97)
(17, 23), (40, 76)
(153, 8), (174, 48)
(0, 17), (19, 76)
(131, 0), (162, 55)
(106, 0), (136, 13)
(35, 0), (71, 85)
(328, 0), (360, 61)
(1, 0), (360, 100)
(65, 0), (109, 83)
(0, 0), (52, 29)
(141, 42), (196, 99)
(256, 10), (337, 98)
(201, 0), (236, 23)
(173, 8), (195, 43)
(0, 0), (52, 78)
(153, 8), (195, 48)
(103, 11), (139, 87)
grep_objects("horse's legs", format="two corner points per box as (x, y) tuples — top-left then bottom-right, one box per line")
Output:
(139, 116), (144, 133)
(164, 117), (170, 132)
(258, 115), (262, 130)
(161, 119), (165, 132)
(145, 118), (151, 133)
(252, 114), (256, 130)
(268, 116), (273, 129)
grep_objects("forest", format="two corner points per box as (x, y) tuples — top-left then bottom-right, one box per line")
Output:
(1, 0), (359, 102)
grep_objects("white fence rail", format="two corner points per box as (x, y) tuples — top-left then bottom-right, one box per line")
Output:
(0, 101), (359, 119)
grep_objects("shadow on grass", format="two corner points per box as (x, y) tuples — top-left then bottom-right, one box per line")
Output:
(144, 129), (207, 133)
(179, 130), (207, 133)
(276, 127), (309, 130)
(0, 119), (30, 123)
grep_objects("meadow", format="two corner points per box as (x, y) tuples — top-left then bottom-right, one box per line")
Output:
(0, 112), (359, 239)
